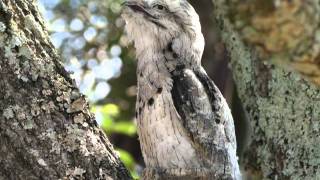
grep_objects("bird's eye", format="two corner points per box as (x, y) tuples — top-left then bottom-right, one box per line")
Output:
(154, 4), (165, 11)
(156, 5), (164, 10)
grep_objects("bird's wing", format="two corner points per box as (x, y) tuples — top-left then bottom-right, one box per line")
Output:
(171, 67), (237, 158)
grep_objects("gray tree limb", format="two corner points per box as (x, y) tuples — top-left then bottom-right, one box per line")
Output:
(0, 0), (131, 179)
(213, 0), (320, 179)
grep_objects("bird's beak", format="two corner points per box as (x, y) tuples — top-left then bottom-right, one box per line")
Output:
(122, 1), (157, 19)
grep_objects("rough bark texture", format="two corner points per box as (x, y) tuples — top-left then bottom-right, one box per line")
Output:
(213, 0), (320, 179)
(0, 1), (131, 179)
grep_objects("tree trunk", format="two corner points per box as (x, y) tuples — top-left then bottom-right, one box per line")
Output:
(213, 0), (320, 179)
(0, 1), (131, 179)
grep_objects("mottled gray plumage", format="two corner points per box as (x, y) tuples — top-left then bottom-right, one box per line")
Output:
(122, 0), (241, 179)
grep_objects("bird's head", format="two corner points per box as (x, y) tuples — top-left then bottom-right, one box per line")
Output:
(122, 0), (204, 60)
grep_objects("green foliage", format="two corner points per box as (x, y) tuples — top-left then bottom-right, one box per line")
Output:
(116, 149), (140, 179)
(91, 103), (139, 178)
(106, 121), (137, 136)
(91, 104), (137, 136)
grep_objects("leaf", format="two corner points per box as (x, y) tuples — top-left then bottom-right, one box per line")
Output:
(101, 104), (120, 117)
(116, 149), (139, 179)
(102, 121), (136, 136)
(101, 115), (113, 130)
(112, 121), (137, 136)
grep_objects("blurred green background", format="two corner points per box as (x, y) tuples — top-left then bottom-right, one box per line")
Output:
(38, 0), (246, 179)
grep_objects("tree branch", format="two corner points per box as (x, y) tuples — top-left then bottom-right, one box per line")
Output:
(213, 0), (320, 179)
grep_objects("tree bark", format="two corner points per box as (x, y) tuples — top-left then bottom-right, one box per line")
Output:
(213, 0), (320, 179)
(0, 0), (131, 179)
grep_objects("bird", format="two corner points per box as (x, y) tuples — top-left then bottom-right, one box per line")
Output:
(121, 0), (241, 179)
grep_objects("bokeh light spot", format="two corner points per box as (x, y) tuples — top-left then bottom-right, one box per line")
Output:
(70, 18), (84, 31)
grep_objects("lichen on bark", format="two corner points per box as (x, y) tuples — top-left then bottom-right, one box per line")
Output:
(213, 0), (320, 179)
(229, 0), (320, 85)
(0, 0), (131, 179)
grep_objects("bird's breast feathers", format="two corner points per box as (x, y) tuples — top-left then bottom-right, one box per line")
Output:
(137, 87), (203, 168)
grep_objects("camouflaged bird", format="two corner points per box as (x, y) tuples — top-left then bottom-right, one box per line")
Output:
(122, 0), (241, 179)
